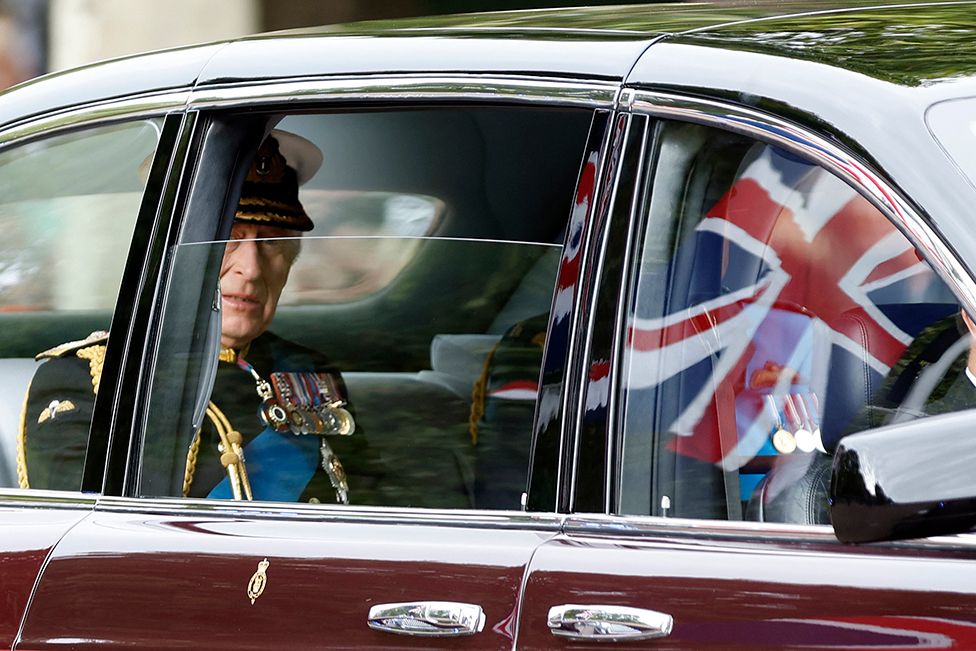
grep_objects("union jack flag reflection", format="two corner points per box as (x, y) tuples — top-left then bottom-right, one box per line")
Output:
(623, 141), (955, 477)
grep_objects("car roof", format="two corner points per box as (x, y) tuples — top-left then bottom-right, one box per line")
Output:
(194, 0), (919, 87)
(2, 0), (952, 131)
(632, 1), (976, 91)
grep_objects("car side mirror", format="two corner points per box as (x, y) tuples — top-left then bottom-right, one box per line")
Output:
(830, 410), (976, 543)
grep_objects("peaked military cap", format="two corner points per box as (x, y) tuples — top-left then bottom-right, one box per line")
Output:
(235, 130), (323, 232)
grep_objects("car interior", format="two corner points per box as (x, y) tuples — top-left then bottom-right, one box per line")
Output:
(623, 121), (962, 524)
(131, 106), (595, 509)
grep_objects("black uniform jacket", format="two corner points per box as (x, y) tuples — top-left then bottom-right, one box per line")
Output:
(20, 331), (371, 503)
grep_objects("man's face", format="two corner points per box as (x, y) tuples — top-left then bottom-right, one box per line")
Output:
(220, 221), (300, 349)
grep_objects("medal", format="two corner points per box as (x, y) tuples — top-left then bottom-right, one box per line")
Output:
(319, 406), (355, 436)
(772, 428), (797, 454)
(306, 409), (326, 434)
(765, 395), (795, 455)
(333, 406), (355, 436)
(790, 393), (819, 453)
(796, 393), (826, 453)
(288, 407), (308, 434)
(314, 373), (355, 435)
(794, 428), (816, 453)
(237, 359), (290, 432)
(260, 401), (290, 432)
(813, 428), (826, 453)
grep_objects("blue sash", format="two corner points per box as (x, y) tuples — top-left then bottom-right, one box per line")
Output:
(208, 426), (319, 501)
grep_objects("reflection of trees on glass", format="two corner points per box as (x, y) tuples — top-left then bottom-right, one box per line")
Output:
(684, 6), (976, 87)
(318, 5), (842, 35)
(324, 4), (976, 88)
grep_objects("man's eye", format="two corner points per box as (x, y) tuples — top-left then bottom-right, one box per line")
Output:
(258, 239), (291, 255)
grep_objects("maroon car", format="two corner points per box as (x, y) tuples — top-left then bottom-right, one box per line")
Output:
(3, 1), (976, 649)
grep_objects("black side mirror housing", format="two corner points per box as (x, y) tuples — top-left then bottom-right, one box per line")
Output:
(831, 410), (976, 543)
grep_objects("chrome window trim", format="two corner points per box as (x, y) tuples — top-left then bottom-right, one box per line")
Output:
(93, 495), (565, 531)
(0, 90), (189, 149)
(562, 513), (976, 551)
(604, 113), (649, 515)
(627, 90), (976, 316)
(0, 488), (98, 509)
(188, 74), (618, 110)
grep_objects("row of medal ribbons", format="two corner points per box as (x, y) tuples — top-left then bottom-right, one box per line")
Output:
(262, 371), (355, 437)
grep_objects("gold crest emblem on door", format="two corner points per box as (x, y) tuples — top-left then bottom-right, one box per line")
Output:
(247, 558), (270, 604)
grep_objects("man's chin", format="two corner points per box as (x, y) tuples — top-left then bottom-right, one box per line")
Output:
(220, 325), (264, 350)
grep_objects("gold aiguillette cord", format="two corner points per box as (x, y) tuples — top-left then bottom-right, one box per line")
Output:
(205, 401), (254, 501)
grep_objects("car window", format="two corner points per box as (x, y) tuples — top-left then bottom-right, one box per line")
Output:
(927, 97), (976, 192)
(0, 119), (162, 491)
(139, 107), (593, 509)
(617, 120), (963, 523)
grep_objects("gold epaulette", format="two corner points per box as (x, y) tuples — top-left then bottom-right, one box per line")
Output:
(35, 330), (109, 361)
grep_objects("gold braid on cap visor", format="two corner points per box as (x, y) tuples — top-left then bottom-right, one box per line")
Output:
(235, 196), (312, 230)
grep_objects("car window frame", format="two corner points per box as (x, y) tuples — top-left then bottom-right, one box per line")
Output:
(120, 75), (620, 520)
(571, 89), (976, 529)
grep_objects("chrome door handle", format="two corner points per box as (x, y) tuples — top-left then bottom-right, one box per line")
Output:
(367, 601), (485, 637)
(548, 604), (673, 641)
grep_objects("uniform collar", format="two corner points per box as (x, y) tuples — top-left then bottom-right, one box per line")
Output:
(219, 342), (252, 364)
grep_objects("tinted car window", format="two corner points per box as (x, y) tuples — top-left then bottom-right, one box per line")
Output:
(927, 97), (976, 192)
(0, 119), (162, 490)
(140, 107), (592, 509)
(618, 121), (963, 522)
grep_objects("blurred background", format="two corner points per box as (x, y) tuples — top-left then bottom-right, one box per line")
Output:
(0, 0), (656, 89)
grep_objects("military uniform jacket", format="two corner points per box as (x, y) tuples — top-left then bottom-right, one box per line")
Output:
(19, 332), (107, 491)
(185, 331), (361, 503)
(19, 331), (365, 503)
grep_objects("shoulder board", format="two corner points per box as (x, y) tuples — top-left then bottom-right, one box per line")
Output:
(36, 330), (110, 361)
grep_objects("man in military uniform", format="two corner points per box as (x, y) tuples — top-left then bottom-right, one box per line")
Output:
(18, 131), (358, 504)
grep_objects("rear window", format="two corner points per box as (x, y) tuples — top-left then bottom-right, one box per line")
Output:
(927, 97), (976, 190)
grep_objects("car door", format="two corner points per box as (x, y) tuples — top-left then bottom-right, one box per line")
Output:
(516, 95), (976, 649)
(17, 78), (621, 650)
(0, 107), (180, 648)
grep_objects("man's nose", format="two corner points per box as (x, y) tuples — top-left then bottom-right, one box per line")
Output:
(228, 239), (263, 279)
